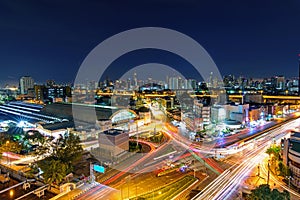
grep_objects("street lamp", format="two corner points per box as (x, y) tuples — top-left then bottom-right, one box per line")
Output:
(267, 159), (270, 185)
(9, 190), (14, 198)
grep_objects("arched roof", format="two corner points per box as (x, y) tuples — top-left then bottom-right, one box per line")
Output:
(110, 109), (138, 124)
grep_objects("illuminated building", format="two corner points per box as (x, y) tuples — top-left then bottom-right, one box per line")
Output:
(19, 76), (34, 94)
(282, 132), (300, 188)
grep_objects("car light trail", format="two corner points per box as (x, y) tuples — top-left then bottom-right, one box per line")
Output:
(192, 118), (300, 200)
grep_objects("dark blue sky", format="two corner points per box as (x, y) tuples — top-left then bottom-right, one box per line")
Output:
(0, 0), (299, 86)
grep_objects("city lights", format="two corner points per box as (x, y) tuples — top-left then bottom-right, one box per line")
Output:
(0, 1), (299, 199)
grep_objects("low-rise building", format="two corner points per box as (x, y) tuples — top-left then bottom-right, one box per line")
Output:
(225, 103), (249, 123)
(211, 105), (226, 124)
(193, 100), (211, 125)
(98, 129), (129, 159)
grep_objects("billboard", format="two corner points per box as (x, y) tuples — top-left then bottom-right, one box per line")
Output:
(93, 165), (105, 173)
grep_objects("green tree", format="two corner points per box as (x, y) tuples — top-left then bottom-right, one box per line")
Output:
(266, 145), (281, 160)
(21, 130), (45, 151)
(56, 132), (83, 172)
(278, 161), (291, 177)
(247, 184), (290, 200)
(39, 158), (68, 188)
(36, 132), (83, 183)
(33, 135), (52, 159)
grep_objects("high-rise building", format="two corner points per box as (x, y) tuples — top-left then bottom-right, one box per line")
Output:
(168, 77), (179, 90)
(34, 85), (46, 101)
(19, 76), (34, 94)
(188, 79), (197, 90)
(46, 80), (55, 87)
(276, 75), (285, 90)
(34, 84), (71, 102)
(127, 78), (132, 90)
(133, 72), (138, 88)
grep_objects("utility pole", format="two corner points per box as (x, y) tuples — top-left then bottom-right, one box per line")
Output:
(121, 185), (123, 200)
(90, 162), (95, 183)
(267, 160), (270, 185)
(136, 122), (139, 148)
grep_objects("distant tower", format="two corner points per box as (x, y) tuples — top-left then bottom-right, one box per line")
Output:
(46, 80), (55, 87)
(19, 76), (34, 94)
(133, 72), (137, 87)
(209, 72), (213, 87)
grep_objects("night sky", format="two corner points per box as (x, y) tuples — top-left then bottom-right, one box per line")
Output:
(0, 0), (300, 86)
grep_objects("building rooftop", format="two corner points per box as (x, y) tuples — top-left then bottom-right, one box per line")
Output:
(291, 132), (300, 139)
(41, 102), (120, 122)
(42, 121), (75, 131)
(102, 129), (126, 136)
(290, 140), (300, 152)
(224, 119), (241, 125)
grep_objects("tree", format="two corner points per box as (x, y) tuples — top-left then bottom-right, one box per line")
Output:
(21, 130), (45, 152)
(278, 161), (291, 177)
(266, 145), (281, 161)
(56, 132), (83, 172)
(33, 135), (52, 159)
(0, 140), (22, 154)
(36, 132), (83, 184)
(39, 158), (68, 188)
(247, 184), (290, 200)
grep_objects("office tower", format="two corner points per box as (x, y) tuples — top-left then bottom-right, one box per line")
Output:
(168, 77), (179, 90)
(133, 72), (138, 87)
(276, 75), (285, 90)
(19, 76), (34, 94)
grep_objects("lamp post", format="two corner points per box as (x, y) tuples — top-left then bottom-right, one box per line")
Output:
(267, 159), (270, 185)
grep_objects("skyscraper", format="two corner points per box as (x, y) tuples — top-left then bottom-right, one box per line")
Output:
(168, 77), (179, 90)
(133, 72), (137, 88)
(19, 76), (34, 94)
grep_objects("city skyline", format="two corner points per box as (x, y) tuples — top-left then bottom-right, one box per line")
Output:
(1, 73), (299, 88)
(1, 1), (300, 200)
(0, 0), (300, 86)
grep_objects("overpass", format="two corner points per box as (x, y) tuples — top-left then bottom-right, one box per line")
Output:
(229, 94), (300, 104)
(96, 91), (217, 98)
(96, 90), (300, 103)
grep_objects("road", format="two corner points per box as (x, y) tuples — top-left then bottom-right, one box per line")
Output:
(191, 118), (300, 200)
(75, 132), (178, 199)
(75, 111), (300, 200)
